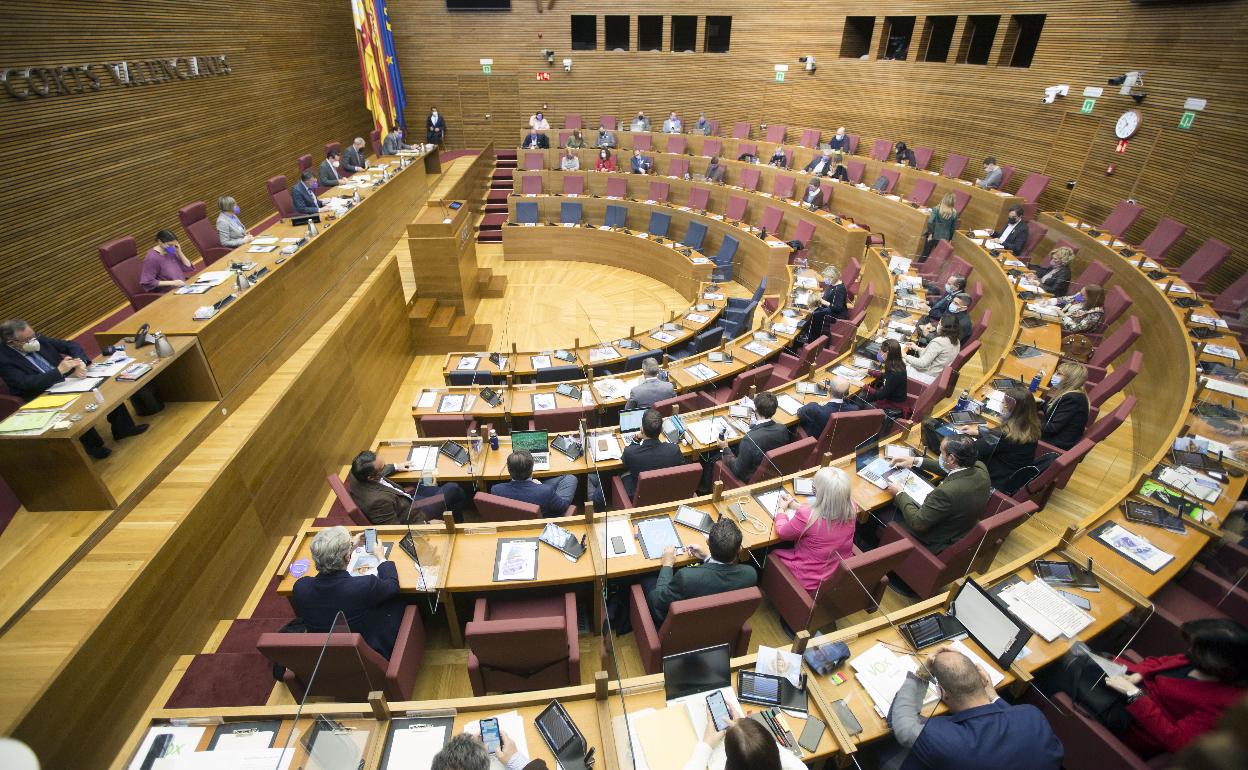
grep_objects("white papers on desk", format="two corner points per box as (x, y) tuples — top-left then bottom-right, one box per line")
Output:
(792, 290), (813, 308)
(280, 237), (301, 243)
(888, 255), (913, 274)
(348, 547), (384, 577)
(86, 353), (134, 377)
(250, 236), (279, 246)
(753, 489), (786, 519)
(532, 393), (557, 411)
(531, 355), (552, 369)
(385, 724), (448, 770)
(593, 378), (629, 400)
(247, 244), (276, 253)
(175, 283), (213, 294)
(892, 469), (934, 505)
(889, 319), (916, 335)
(438, 394), (465, 413)
(212, 731), (274, 750)
(1157, 465), (1221, 502)
(686, 313), (710, 324)
(946, 639), (1005, 687)
(155, 749), (294, 770)
(1026, 302), (1062, 318)
(756, 645), (803, 687)
(984, 389), (1008, 414)
(590, 433), (623, 462)
(686, 417), (734, 445)
(1203, 377), (1248, 399)
(776, 394), (805, 416)
(1004, 258), (1026, 267)
(997, 578), (1094, 642)
(1098, 522), (1174, 572)
(909, 370), (935, 386)
(195, 271), (233, 286)
(1190, 313), (1229, 329)
(896, 275), (923, 291)
(690, 256), (710, 265)
(589, 346), (619, 363)
(683, 363), (718, 382)
(1203, 344), (1241, 361)
(464, 711), (531, 770)
(1155, 281), (1192, 294)
(495, 540), (539, 582)
(651, 330), (676, 343)
(773, 322), (798, 336)
(416, 390), (438, 409)
(46, 376), (104, 394)
(598, 517), (638, 559)
(129, 726), (208, 770)
(742, 341), (771, 357)
(971, 229), (993, 238)
(405, 445), (436, 470)
(456, 356), (481, 370)
(851, 643), (939, 718)
(985, 240), (1005, 251)
(1018, 280), (1045, 294)
(832, 364), (868, 382)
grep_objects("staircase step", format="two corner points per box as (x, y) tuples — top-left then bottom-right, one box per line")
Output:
(484, 273), (507, 297)
(496, 159), (518, 168)
(491, 169), (513, 179)
(429, 305), (455, 329)
(496, 150), (517, 160)
(409, 296), (438, 321)
(480, 213), (508, 228)
(490, 181), (512, 190)
(477, 231), (503, 243)
(468, 323), (493, 347)
(487, 189), (510, 203)
(449, 315), (474, 339)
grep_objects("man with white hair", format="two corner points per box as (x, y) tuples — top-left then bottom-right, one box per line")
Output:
(625, 357), (675, 410)
(291, 526), (404, 658)
(796, 375), (857, 439)
(343, 137), (367, 174)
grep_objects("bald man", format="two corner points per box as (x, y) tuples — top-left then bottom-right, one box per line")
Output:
(796, 375), (857, 439)
(886, 647), (1063, 770)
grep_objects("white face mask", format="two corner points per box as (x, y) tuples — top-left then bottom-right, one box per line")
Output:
(1049, 374), (1064, 389)
(431, 111), (438, 118)
(18, 339), (39, 353)
(331, 160), (339, 168)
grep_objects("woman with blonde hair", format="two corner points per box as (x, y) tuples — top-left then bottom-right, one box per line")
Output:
(958, 386), (1041, 492)
(1040, 361), (1090, 450)
(803, 265), (848, 341)
(1055, 283), (1105, 333)
(920, 192), (958, 260)
(829, 152), (849, 182)
(772, 467), (856, 592)
(1032, 246), (1075, 295)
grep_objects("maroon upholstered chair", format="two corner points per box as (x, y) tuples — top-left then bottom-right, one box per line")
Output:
(951, 189), (971, 215)
(880, 500), (1037, 598)
(1088, 350), (1142, 411)
(724, 195), (749, 220)
(706, 119), (720, 136)
(767, 336), (826, 387)
(1020, 221), (1048, 258)
(969, 308), (992, 344)
(520, 174), (543, 195)
(805, 409), (885, 459)
(257, 605), (424, 701)
(562, 175), (585, 195)
(901, 368), (955, 426)
(296, 154), (313, 174)
(1015, 173), (1051, 220)
(846, 134), (860, 155)
(323, 473), (370, 527)
(765, 124), (787, 144)
(714, 436), (817, 490)
(917, 240), (954, 277)
(876, 169), (899, 194)
(912, 147), (934, 171)
(707, 364), (774, 405)
(629, 584), (762, 674)
(633, 133), (653, 152)
(772, 175), (796, 200)
(267, 175), (296, 219)
(653, 391), (713, 416)
(738, 166), (760, 192)
(1098, 200), (1144, 240)
(418, 414), (477, 438)
(702, 139), (723, 158)
(906, 179), (935, 207)
(557, 130), (572, 148)
(1211, 270), (1248, 320)
(951, 339), (981, 371)
(98, 236), (163, 310)
(669, 157), (690, 178)
(997, 164), (1014, 190)
(529, 406), (590, 433)
(565, 114), (582, 129)
(941, 154), (968, 179)
(667, 136), (687, 155)
(760, 205), (784, 233)
(1137, 217), (1186, 262)
(1179, 238), (1231, 297)
(799, 129), (820, 149)
(606, 176), (628, 198)
(686, 186), (710, 211)
(522, 151), (545, 171)
(600, 115), (617, 131)
(647, 180), (670, 202)
(473, 491), (572, 521)
(869, 139), (891, 162)
(1086, 316), (1141, 381)
(762, 540), (914, 632)
(466, 592), (579, 696)
(178, 201), (230, 265)
(846, 160), (865, 184)
(1023, 691), (1156, 770)
(1070, 260), (1112, 295)
(369, 129), (382, 157)
(1040, 394), (1133, 456)
(611, 464), (702, 509)
(1013, 438), (1094, 506)
(325, 141), (342, 158)
(731, 121), (750, 140)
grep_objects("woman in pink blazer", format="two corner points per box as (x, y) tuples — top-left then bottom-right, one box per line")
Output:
(773, 467), (856, 593)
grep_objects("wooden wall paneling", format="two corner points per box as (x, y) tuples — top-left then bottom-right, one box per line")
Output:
(456, 74), (494, 148)
(0, 0), (373, 338)
(1038, 112), (1099, 215)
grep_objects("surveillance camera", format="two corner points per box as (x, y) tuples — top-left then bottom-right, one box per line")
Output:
(562, 58), (572, 72)
(1042, 93), (1056, 105)
(804, 56), (816, 72)
(1131, 91), (1146, 105)
(1107, 75), (1127, 86)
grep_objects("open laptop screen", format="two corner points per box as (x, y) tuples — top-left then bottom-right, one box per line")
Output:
(662, 643), (731, 701)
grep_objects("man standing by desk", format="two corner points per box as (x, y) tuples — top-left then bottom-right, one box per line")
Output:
(0, 319), (147, 459)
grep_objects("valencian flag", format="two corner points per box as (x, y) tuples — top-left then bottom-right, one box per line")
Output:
(352, 0), (407, 135)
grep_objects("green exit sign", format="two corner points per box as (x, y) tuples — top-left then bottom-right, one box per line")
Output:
(1179, 111), (1196, 129)
(482, 63), (491, 75)
(1080, 98), (1095, 114)
(775, 71), (785, 82)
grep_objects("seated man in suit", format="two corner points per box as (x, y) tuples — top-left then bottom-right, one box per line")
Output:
(796, 375), (857, 439)
(343, 137), (368, 174)
(382, 127), (414, 155)
(626, 358), (675, 410)
(630, 149), (652, 174)
(875, 435), (991, 554)
(715, 392), (792, 482)
(292, 169), (326, 215)
(0, 318), (148, 459)
(923, 274), (967, 321)
(887, 647), (1063, 770)
(318, 149), (342, 188)
(595, 125), (617, 149)
(827, 127), (850, 153)
(991, 205), (1029, 257)
(802, 178), (825, 210)
(347, 450), (467, 524)
(805, 149), (834, 177)
(291, 526), (405, 659)
(662, 112), (682, 134)
(646, 517), (757, 626)
(490, 450), (577, 518)
(589, 408), (686, 509)
(918, 292), (972, 345)
(630, 111), (651, 132)
(704, 155), (726, 184)
(768, 147), (788, 168)
(694, 112), (712, 135)
(975, 157), (1003, 190)
(522, 129), (549, 150)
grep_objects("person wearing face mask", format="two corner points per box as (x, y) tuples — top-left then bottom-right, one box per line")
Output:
(595, 148), (616, 172)
(215, 196), (253, 248)
(560, 148), (580, 171)
(923, 274), (967, 321)
(803, 265), (848, 341)
(801, 177), (824, 210)
(0, 318), (148, 459)
(796, 375), (857, 440)
(804, 149), (834, 177)
(767, 146), (788, 168)
(630, 111), (650, 132)
(140, 229), (196, 292)
(704, 155), (726, 184)
(565, 129), (585, 149)
(991, 204), (1029, 256)
(918, 292), (972, 345)
(871, 434), (990, 554)
(382, 126), (414, 155)
(595, 124), (617, 149)
(318, 149), (343, 188)
(863, 339), (909, 409)
(827, 126), (850, 153)
(829, 152), (849, 182)
(426, 107), (445, 145)
(343, 137), (368, 174)
(1039, 362), (1090, 450)
(292, 169), (326, 215)
(694, 112), (711, 135)
(347, 450), (467, 524)
(663, 112), (682, 134)
(630, 149), (652, 175)
(528, 110), (549, 130)
(920, 193), (959, 260)
(894, 141), (917, 168)
(522, 129), (549, 150)
(955, 387), (1041, 493)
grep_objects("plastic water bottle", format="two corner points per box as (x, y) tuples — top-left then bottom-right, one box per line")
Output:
(488, 428), (499, 451)
(955, 389), (969, 411)
(1029, 370), (1044, 393)
(469, 429), (482, 457)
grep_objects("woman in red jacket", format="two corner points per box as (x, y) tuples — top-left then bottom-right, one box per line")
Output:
(595, 148), (616, 172)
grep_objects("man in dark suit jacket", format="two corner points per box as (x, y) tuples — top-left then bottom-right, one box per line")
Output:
(343, 138), (367, 174)
(992, 204), (1030, 256)
(589, 408), (685, 508)
(490, 450), (577, 517)
(802, 179), (825, 210)
(919, 293), (973, 345)
(318, 149), (342, 188)
(885, 435), (991, 554)
(522, 130), (549, 149)
(704, 156), (726, 184)
(291, 526), (405, 659)
(347, 450), (467, 524)
(797, 376), (858, 439)
(292, 170), (324, 215)
(647, 517), (757, 626)
(715, 392), (792, 482)
(0, 319), (146, 459)
(804, 150), (834, 176)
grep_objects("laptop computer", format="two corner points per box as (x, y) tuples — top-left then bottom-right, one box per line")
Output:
(662, 644), (732, 702)
(619, 407), (646, 434)
(512, 430), (551, 470)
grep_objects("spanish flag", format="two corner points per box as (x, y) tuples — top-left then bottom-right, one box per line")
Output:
(352, 0), (405, 136)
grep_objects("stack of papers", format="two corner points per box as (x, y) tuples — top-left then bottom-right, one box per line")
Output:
(1157, 466), (1221, 502)
(598, 518), (637, 558)
(589, 346), (619, 363)
(590, 433), (623, 462)
(251, 236), (279, 245)
(888, 256), (913, 274)
(683, 363), (718, 381)
(530, 355), (552, 369)
(456, 356), (482, 370)
(593, 378), (629, 400)
(531, 393), (557, 411)
(651, 331), (676, 343)
(21, 393), (79, 411)
(1190, 313), (1228, 329)
(756, 645), (803, 687)
(1026, 302), (1061, 318)
(47, 376), (104, 394)
(86, 354), (134, 377)
(850, 643), (939, 718)
(891, 469), (934, 504)
(996, 578), (1094, 642)
(832, 365), (867, 382)
(686, 313), (710, 324)
(1096, 522), (1174, 572)
(416, 390), (438, 409)
(1203, 344), (1241, 361)
(0, 409), (60, 435)
(194, 271), (233, 286)
(1201, 377), (1248, 399)
(438, 394), (465, 413)
(741, 341), (771, 357)
(776, 394), (805, 415)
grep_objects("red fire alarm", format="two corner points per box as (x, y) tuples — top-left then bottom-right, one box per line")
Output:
(1115, 139), (1129, 153)
(1106, 163), (1116, 175)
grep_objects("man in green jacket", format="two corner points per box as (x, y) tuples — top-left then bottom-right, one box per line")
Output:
(647, 517), (757, 626)
(885, 435), (991, 554)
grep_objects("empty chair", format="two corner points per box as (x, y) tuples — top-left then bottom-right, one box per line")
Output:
(841, 255), (862, 291)
(845, 134), (860, 154)
(667, 135), (687, 154)
(603, 204), (628, 228)
(807, 408), (886, 459)
(522, 151), (545, 170)
(760, 206), (784, 233)
(729, 278), (768, 311)
(876, 169), (899, 194)
(419, 414), (476, 438)
(765, 124), (786, 144)
(561, 175), (585, 195)
(515, 201), (539, 224)
(369, 129), (382, 158)
(565, 114), (581, 129)
(686, 186), (710, 211)
(712, 235), (739, 281)
(703, 139), (723, 158)
(633, 133), (653, 152)
(846, 160), (865, 184)
(557, 131), (572, 149)
(177, 201), (230, 265)
(906, 179), (935, 207)
(715, 437), (818, 489)
(772, 175), (795, 199)
(1179, 238), (1232, 296)
(600, 114), (617, 130)
(903, 368), (955, 425)
(768, 336), (825, 387)
(706, 119), (720, 135)
(790, 220), (817, 264)
(951, 339), (981, 371)
(630, 585), (763, 675)
(647, 180), (669, 202)
(98, 236), (162, 310)
(800, 128), (820, 148)
(1015, 172), (1049, 204)
(257, 605), (424, 701)
(653, 391), (713, 415)
(1014, 439), (1094, 506)
(951, 189), (971, 215)
(879, 500), (1037, 598)
(1070, 260), (1111, 294)
(912, 147), (934, 170)
(738, 166), (760, 191)
(997, 164), (1015, 190)
(533, 365), (581, 384)
(559, 202), (583, 225)
(668, 157), (690, 178)
(869, 138), (891, 161)
(323, 474), (371, 527)
(267, 175), (296, 219)
(520, 174), (543, 195)
(731, 122), (750, 139)
(1088, 350), (1142, 411)
(530, 406), (589, 432)
(465, 593), (579, 696)
(671, 325), (723, 360)
(474, 491), (571, 522)
(681, 221), (708, 251)
(941, 153), (968, 179)
(1020, 221), (1048, 258)
(448, 370), (496, 386)
(296, 154), (313, 174)
(612, 464), (703, 509)
(1211, 271), (1248, 320)
(724, 195), (749, 221)
(1138, 218), (1188, 263)
(647, 211), (671, 238)
(605, 176), (628, 198)
(1098, 200), (1144, 240)
(708, 363), (772, 405)
(762, 540), (914, 632)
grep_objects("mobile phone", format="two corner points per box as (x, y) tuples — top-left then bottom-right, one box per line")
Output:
(480, 717), (502, 754)
(729, 502), (747, 522)
(1057, 589), (1092, 610)
(798, 716), (826, 752)
(706, 690), (732, 732)
(364, 528), (377, 553)
(611, 536), (626, 554)
(831, 700), (862, 736)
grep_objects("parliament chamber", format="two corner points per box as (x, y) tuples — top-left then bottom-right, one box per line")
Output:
(1, 2), (1247, 769)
